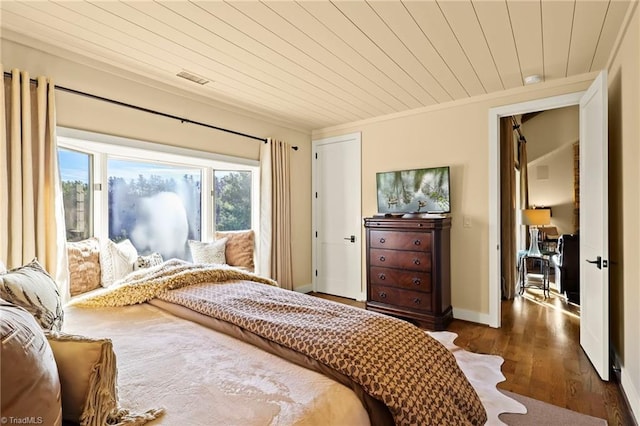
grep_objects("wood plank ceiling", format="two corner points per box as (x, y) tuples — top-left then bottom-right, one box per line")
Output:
(0, 1), (633, 130)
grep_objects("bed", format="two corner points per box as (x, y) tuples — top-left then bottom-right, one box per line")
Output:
(65, 259), (488, 426)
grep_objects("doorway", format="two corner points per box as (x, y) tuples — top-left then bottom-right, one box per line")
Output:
(489, 71), (611, 381)
(507, 108), (580, 314)
(488, 91), (584, 328)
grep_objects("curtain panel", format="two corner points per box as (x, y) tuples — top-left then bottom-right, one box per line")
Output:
(259, 138), (293, 290)
(1, 68), (69, 299)
(500, 117), (518, 300)
(517, 135), (529, 210)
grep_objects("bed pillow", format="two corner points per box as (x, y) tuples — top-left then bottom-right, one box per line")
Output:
(214, 230), (255, 271)
(46, 331), (118, 424)
(189, 238), (227, 265)
(67, 237), (102, 296)
(100, 239), (138, 287)
(134, 252), (164, 270)
(1, 299), (63, 425)
(0, 259), (64, 331)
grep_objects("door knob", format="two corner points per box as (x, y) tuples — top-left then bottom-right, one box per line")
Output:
(344, 235), (356, 243)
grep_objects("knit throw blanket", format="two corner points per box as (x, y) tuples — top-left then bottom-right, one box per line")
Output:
(68, 259), (278, 308)
(158, 281), (488, 426)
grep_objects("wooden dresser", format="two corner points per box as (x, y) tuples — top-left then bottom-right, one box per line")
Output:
(364, 217), (452, 330)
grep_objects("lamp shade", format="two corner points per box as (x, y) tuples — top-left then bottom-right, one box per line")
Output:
(521, 208), (551, 226)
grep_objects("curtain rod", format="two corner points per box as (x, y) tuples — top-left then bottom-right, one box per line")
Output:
(3, 71), (298, 150)
(510, 116), (526, 143)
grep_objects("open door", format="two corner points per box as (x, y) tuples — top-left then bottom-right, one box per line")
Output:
(579, 70), (609, 381)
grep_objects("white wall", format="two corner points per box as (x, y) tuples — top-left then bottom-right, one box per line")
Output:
(527, 144), (576, 235)
(522, 106), (579, 235)
(607, 4), (640, 420)
(312, 75), (594, 320)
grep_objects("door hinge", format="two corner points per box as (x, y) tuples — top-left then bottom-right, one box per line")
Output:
(315, 153), (318, 159)
(315, 192), (318, 199)
(315, 231), (318, 238)
(315, 270), (318, 277)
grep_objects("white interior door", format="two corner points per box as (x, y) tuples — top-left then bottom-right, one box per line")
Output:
(312, 133), (362, 300)
(579, 70), (609, 381)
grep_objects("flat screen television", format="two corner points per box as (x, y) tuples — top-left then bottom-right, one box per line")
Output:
(376, 166), (451, 214)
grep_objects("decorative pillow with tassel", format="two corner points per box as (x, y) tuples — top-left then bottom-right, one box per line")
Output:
(46, 331), (164, 426)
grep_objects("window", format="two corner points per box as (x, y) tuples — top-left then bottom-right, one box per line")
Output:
(108, 159), (202, 261)
(214, 170), (251, 231)
(58, 148), (93, 242)
(57, 128), (260, 262)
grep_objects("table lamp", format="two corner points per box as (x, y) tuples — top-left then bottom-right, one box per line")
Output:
(521, 208), (551, 256)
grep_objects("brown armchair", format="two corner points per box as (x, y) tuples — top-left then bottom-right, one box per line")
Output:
(551, 234), (580, 304)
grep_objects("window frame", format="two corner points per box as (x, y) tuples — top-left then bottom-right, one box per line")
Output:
(57, 127), (260, 253)
(58, 146), (95, 241)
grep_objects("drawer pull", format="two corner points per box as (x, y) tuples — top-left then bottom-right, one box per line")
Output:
(413, 278), (421, 286)
(413, 298), (421, 305)
(379, 292), (387, 299)
(379, 238), (386, 244)
(379, 256), (386, 262)
(378, 273), (386, 280)
(414, 239), (421, 246)
(413, 258), (421, 265)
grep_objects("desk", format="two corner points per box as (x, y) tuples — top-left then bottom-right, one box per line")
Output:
(518, 254), (551, 298)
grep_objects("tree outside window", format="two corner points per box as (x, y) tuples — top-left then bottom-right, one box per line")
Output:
(58, 148), (92, 242)
(108, 159), (201, 261)
(215, 171), (251, 231)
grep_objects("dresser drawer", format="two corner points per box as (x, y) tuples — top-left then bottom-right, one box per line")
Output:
(369, 230), (432, 251)
(369, 248), (431, 271)
(369, 266), (432, 292)
(369, 284), (432, 312)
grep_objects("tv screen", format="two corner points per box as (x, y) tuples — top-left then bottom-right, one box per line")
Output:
(376, 166), (450, 214)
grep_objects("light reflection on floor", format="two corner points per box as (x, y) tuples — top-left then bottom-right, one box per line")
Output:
(519, 284), (580, 319)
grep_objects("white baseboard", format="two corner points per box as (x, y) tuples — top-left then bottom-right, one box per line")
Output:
(294, 283), (313, 294)
(452, 307), (492, 326)
(613, 350), (640, 424)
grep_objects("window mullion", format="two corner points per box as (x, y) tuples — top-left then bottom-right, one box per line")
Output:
(94, 153), (108, 243)
(201, 168), (214, 241)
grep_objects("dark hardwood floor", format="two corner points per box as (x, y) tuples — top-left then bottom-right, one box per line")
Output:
(311, 290), (635, 425)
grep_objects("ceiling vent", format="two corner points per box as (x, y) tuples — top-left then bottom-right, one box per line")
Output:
(176, 70), (210, 85)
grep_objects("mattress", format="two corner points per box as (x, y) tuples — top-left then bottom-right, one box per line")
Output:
(63, 303), (370, 426)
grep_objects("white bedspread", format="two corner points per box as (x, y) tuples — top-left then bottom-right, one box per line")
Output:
(63, 303), (370, 426)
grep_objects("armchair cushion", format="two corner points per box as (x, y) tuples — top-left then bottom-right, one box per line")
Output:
(553, 234), (580, 304)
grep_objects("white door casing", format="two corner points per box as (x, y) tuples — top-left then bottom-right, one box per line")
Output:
(488, 91), (585, 327)
(312, 133), (363, 300)
(579, 70), (609, 381)
(488, 71), (610, 381)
